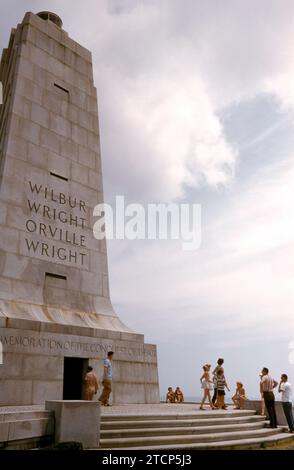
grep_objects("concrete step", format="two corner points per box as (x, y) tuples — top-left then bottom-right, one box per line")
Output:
(115, 432), (294, 451)
(101, 420), (265, 439)
(100, 427), (281, 448)
(101, 405), (294, 450)
(101, 409), (257, 422)
(0, 408), (54, 449)
(0, 417), (54, 447)
(101, 414), (265, 430)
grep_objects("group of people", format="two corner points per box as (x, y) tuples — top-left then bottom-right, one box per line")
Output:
(84, 352), (294, 434)
(83, 351), (114, 406)
(198, 358), (294, 433)
(199, 358), (244, 410)
(259, 367), (294, 432)
(166, 387), (185, 403)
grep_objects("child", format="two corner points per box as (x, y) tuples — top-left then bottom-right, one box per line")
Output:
(212, 358), (224, 405)
(175, 387), (184, 402)
(215, 369), (230, 409)
(232, 382), (247, 409)
(166, 387), (176, 403)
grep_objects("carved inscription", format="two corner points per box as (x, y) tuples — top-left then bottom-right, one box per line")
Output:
(25, 181), (88, 265)
(0, 332), (157, 361)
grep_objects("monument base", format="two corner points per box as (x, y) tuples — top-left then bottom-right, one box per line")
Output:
(0, 309), (159, 406)
(46, 400), (100, 448)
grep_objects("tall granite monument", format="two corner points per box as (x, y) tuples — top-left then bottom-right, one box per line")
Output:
(0, 11), (159, 405)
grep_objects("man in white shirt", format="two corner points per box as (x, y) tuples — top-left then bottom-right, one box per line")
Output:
(278, 374), (294, 433)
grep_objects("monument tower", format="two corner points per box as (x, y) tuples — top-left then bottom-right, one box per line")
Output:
(0, 11), (159, 405)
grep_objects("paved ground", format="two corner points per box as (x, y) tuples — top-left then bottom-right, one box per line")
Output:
(100, 403), (242, 416)
(0, 403), (240, 416)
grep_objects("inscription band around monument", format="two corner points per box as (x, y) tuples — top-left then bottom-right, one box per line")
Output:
(0, 329), (157, 361)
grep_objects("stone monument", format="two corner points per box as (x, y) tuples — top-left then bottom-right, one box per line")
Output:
(0, 11), (159, 405)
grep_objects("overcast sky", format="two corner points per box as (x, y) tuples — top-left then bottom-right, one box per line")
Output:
(1, 0), (294, 399)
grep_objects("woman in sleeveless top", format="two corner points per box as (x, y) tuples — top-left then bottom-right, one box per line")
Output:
(232, 381), (247, 409)
(199, 364), (215, 410)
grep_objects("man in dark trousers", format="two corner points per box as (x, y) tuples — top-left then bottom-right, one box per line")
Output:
(278, 373), (294, 433)
(260, 367), (278, 428)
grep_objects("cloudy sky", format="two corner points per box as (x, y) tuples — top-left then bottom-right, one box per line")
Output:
(2, 0), (294, 399)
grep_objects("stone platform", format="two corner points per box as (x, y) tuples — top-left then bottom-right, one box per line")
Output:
(99, 403), (294, 450)
(1, 403), (294, 450)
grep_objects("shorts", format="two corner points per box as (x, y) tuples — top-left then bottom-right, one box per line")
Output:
(217, 390), (225, 396)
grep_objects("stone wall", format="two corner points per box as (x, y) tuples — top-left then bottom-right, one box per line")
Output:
(0, 317), (159, 405)
(0, 11), (120, 326)
(244, 399), (294, 427)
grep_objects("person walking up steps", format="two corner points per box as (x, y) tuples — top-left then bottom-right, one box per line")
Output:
(212, 358), (224, 405)
(84, 366), (99, 401)
(199, 364), (215, 410)
(99, 351), (114, 406)
(260, 367), (278, 428)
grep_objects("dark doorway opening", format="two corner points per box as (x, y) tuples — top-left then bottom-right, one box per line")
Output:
(63, 357), (88, 400)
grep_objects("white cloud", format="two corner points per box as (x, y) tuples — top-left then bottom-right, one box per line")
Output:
(13, 0), (294, 201)
(83, 0), (294, 201)
(109, 157), (294, 342)
(98, 70), (236, 201)
(47, 0), (294, 396)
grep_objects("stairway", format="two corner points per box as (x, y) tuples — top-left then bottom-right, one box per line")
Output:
(100, 408), (294, 450)
(0, 406), (54, 450)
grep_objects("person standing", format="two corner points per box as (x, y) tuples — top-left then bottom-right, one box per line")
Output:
(199, 364), (215, 410)
(215, 369), (230, 409)
(260, 367), (278, 428)
(99, 351), (114, 406)
(84, 366), (99, 401)
(212, 358), (224, 405)
(278, 374), (294, 433)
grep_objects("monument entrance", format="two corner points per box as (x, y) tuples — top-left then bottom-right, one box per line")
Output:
(63, 357), (88, 400)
